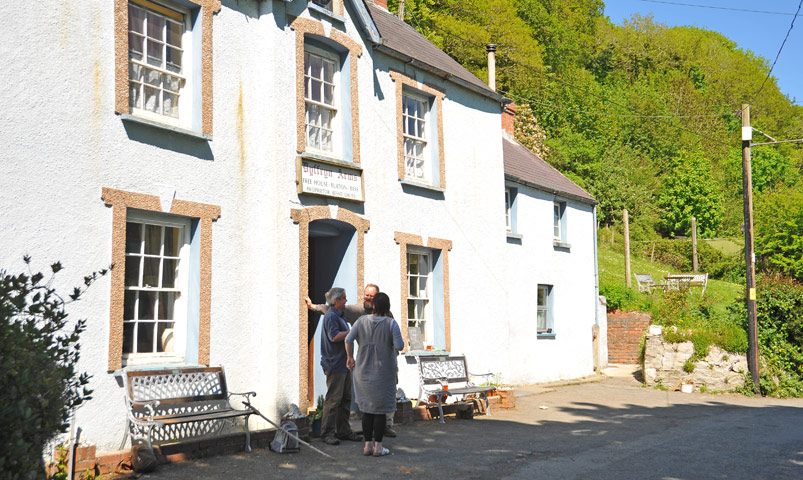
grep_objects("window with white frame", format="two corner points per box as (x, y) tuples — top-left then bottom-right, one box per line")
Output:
(123, 212), (191, 364)
(553, 201), (567, 242)
(407, 249), (432, 344)
(505, 188), (512, 232)
(537, 284), (553, 335)
(128, 0), (190, 124)
(304, 47), (339, 154)
(403, 93), (429, 182)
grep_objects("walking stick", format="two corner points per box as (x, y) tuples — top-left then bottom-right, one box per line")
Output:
(242, 400), (337, 461)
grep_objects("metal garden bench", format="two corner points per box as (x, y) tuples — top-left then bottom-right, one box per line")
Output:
(122, 366), (256, 451)
(416, 354), (495, 424)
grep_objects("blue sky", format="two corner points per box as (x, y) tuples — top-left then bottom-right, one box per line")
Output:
(603, 0), (803, 105)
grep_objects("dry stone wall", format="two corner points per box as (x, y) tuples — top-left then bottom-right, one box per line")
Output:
(643, 326), (748, 392)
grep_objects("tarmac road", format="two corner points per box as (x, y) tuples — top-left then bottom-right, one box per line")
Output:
(124, 366), (803, 479)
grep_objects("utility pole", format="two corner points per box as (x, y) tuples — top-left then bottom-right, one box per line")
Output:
(742, 104), (760, 393)
(691, 217), (698, 273)
(624, 209), (631, 288)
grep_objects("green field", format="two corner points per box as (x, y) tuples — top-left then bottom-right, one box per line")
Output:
(598, 242), (744, 317)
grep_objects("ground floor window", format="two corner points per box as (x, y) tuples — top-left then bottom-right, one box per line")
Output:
(407, 249), (432, 344)
(123, 211), (191, 363)
(102, 187), (220, 371)
(537, 284), (554, 335)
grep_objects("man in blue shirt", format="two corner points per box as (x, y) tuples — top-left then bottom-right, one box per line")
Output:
(320, 287), (362, 445)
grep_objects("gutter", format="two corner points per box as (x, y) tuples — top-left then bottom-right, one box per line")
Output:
(374, 44), (509, 104)
(504, 173), (597, 206)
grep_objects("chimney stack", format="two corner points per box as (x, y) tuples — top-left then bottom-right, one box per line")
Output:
(486, 44), (497, 92)
(373, 0), (388, 9)
(502, 103), (517, 135)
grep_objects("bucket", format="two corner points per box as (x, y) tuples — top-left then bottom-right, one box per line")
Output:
(680, 383), (693, 394)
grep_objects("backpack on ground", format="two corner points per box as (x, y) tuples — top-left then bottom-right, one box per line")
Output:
(270, 420), (300, 453)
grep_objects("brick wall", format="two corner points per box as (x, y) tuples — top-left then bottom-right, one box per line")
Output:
(607, 311), (651, 364)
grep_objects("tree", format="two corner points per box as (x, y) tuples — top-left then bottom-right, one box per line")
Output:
(755, 186), (803, 281)
(658, 150), (724, 237)
(0, 258), (108, 478)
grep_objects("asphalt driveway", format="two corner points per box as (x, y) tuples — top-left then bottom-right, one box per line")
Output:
(120, 366), (803, 480)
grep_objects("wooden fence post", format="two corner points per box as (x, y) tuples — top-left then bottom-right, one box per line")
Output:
(624, 209), (631, 287)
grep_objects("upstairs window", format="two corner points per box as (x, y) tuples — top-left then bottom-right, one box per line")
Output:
(553, 203), (562, 240)
(403, 93), (429, 182)
(304, 48), (339, 154)
(553, 201), (569, 248)
(128, 1), (186, 122)
(505, 188), (512, 232)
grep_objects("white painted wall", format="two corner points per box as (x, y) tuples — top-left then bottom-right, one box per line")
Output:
(0, 0), (597, 455)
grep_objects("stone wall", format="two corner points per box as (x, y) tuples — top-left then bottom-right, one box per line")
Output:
(607, 311), (651, 363)
(643, 326), (748, 392)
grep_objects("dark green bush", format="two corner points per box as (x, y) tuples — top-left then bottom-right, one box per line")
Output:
(599, 282), (637, 312)
(728, 273), (803, 397)
(0, 258), (107, 478)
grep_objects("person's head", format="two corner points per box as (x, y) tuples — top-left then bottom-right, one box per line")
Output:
(326, 287), (347, 310)
(371, 292), (390, 316)
(363, 284), (379, 310)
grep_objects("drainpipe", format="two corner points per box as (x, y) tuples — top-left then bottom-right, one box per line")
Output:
(486, 44), (497, 92)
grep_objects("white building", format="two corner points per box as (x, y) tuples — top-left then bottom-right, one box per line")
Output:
(0, 0), (599, 457)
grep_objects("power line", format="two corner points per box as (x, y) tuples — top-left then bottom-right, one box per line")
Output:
(403, 8), (734, 146)
(751, 0), (803, 102)
(635, 0), (803, 17)
(500, 89), (727, 119)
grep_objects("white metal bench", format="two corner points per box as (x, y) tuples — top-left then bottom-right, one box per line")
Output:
(416, 355), (495, 424)
(122, 366), (256, 451)
(635, 273), (666, 294)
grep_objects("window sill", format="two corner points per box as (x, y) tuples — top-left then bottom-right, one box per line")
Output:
(400, 179), (445, 193)
(120, 114), (211, 141)
(506, 232), (523, 241)
(308, 3), (346, 23)
(537, 334), (556, 340)
(300, 151), (362, 171)
(405, 349), (450, 357)
(553, 240), (571, 251)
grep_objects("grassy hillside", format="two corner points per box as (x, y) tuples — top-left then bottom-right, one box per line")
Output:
(598, 241), (743, 318)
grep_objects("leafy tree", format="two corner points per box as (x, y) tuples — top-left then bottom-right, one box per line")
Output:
(755, 186), (803, 281)
(0, 258), (108, 478)
(657, 150), (724, 237)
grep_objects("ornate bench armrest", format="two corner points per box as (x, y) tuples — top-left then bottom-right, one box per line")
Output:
(127, 399), (160, 425)
(469, 371), (495, 387)
(228, 391), (257, 409)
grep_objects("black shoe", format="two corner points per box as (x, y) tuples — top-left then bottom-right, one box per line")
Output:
(384, 427), (397, 437)
(336, 432), (363, 442)
(322, 436), (340, 445)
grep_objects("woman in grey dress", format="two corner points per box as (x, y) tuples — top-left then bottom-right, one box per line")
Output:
(345, 292), (403, 456)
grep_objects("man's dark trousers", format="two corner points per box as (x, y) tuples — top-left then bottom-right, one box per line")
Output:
(321, 370), (354, 439)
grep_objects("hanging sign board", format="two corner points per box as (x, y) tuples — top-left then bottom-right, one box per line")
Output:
(297, 157), (364, 202)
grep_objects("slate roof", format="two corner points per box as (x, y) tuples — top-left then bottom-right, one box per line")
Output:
(503, 137), (596, 204)
(363, 2), (501, 99)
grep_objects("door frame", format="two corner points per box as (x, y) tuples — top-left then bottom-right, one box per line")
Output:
(291, 205), (369, 410)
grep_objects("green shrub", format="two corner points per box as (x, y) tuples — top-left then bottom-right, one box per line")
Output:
(599, 282), (637, 312)
(0, 258), (107, 478)
(728, 274), (803, 397)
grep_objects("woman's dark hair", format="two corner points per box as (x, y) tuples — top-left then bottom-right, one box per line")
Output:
(371, 292), (391, 316)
